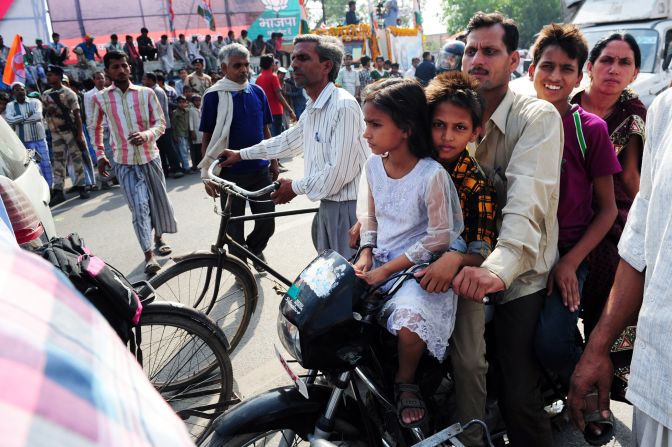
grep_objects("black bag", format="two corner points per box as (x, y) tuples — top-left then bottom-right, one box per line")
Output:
(36, 233), (143, 344)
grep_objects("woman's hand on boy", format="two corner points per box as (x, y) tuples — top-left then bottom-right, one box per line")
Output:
(415, 252), (463, 293)
(548, 259), (580, 312)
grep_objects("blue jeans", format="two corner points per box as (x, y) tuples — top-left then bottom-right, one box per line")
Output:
(175, 136), (191, 172)
(25, 139), (52, 188)
(534, 261), (589, 386)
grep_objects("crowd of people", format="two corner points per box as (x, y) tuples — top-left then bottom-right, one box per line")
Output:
(1, 6), (670, 446)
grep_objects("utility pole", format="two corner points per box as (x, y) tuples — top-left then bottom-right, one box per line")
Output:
(321, 0), (327, 25)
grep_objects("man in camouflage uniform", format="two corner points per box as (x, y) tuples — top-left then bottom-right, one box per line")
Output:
(42, 65), (89, 206)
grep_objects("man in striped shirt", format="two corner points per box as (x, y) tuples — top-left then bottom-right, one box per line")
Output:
(4, 82), (52, 189)
(218, 34), (369, 258)
(91, 51), (178, 274)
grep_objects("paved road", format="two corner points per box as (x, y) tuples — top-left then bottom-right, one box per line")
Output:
(51, 156), (633, 446)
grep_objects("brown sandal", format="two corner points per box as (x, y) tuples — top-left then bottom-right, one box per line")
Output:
(394, 383), (427, 428)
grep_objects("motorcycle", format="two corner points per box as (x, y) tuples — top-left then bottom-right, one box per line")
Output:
(201, 250), (500, 447)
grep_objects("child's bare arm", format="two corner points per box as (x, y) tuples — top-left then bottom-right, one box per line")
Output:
(550, 175), (617, 310)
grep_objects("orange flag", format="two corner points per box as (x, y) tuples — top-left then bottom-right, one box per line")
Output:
(3, 34), (26, 86)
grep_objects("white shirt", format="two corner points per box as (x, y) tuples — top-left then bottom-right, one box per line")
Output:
(240, 82), (369, 202)
(84, 87), (107, 133)
(336, 67), (360, 98)
(404, 67), (416, 78)
(619, 88), (672, 428)
(4, 98), (46, 142)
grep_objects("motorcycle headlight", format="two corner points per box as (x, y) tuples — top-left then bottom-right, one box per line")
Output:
(277, 312), (302, 362)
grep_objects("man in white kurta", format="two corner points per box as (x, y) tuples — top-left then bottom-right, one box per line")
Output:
(569, 88), (672, 446)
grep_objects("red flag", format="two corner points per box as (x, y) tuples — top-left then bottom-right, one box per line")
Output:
(3, 34), (26, 86)
(167, 0), (176, 38)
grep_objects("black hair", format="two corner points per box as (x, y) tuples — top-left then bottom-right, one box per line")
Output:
(125, 35), (133, 41)
(155, 73), (165, 82)
(103, 50), (128, 69)
(422, 51), (431, 59)
(143, 72), (157, 83)
(260, 54), (274, 70)
(588, 32), (641, 69)
(111, 34), (118, 40)
(364, 78), (433, 159)
(532, 23), (589, 72)
(176, 95), (187, 102)
(242, 30), (248, 37)
(466, 12), (519, 54)
(360, 55), (371, 65)
(141, 27), (149, 33)
(161, 34), (168, 39)
(425, 71), (485, 130)
(52, 32), (60, 38)
(179, 33), (185, 38)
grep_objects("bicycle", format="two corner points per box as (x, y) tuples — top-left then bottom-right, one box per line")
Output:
(145, 160), (318, 352)
(134, 282), (235, 444)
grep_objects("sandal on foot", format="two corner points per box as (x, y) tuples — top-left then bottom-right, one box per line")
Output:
(583, 391), (614, 446)
(144, 259), (161, 275)
(155, 241), (172, 256)
(394, 383), (427, 429)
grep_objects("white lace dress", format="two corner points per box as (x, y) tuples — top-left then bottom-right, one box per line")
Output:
(358, 155), (464, 361)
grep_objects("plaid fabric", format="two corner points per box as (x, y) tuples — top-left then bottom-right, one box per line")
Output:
(0, 245), (194, 447)
(446, 150), (498, 258)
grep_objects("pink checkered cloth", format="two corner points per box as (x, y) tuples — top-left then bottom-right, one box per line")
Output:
(0, 243), (194, 447)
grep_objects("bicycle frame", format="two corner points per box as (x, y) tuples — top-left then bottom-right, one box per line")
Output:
(212, 184), (318, 287)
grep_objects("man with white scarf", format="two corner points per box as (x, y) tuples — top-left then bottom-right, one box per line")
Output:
(199, 43), (278, 268)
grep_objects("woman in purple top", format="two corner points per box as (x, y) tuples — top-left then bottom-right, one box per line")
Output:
(571, 33), (647, 400)
(528, 24), (622, 387)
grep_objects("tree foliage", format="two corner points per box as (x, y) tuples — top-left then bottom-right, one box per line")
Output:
(440, 0), (563, 48)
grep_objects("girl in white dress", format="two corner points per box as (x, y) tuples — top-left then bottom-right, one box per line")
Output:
(353, 78), (463, 427)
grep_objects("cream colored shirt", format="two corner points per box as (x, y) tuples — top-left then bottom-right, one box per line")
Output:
(468, 89), (563, 303)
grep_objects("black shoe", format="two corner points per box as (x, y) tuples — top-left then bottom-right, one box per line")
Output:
(49, 189), (66, 206)
(78, 186), (90, 199)
(173, 171), (185, 179)
(252, 252), (267, 273)
(101, 181), (112, 190)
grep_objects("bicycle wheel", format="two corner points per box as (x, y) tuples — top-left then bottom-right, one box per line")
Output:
(148, 256), (257, 352)
(137, 302), (234, 444)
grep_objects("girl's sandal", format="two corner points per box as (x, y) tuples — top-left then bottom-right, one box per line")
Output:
(394, 383), (427, 429)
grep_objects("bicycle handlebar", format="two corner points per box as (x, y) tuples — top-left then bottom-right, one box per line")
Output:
(207, 159), (279, 198)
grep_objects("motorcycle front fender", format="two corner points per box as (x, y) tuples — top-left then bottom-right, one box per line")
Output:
(207, 384), (363, 443)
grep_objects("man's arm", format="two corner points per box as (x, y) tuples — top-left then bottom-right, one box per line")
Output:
(275, 88), (296, 121)
(141, 90), (166, 143)
(481, 105), (562, 286)
(236, 118), (305, 161)
(3, 103), (25, 125)
(454, 103), (563, 300)
(568, 259), (644, 431)
(569, 102), (655, 431)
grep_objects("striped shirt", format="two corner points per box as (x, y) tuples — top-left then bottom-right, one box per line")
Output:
(240, 82), (369, 202)
(84, 87), (107, 133)
(4, 98), (46, 142)
(91, 83), (165, 165)
(0, 243), (194, 447)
